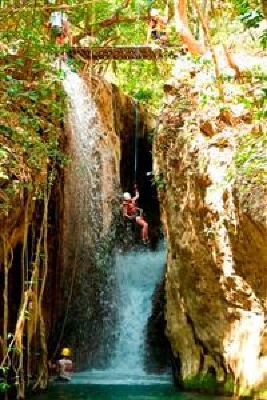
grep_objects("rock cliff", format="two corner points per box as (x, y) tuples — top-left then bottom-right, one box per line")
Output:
(154, 56), (267, 395)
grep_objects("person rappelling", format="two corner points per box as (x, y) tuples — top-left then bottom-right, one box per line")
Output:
(123, 185), (149, 245)
(146, 8), (168, 46)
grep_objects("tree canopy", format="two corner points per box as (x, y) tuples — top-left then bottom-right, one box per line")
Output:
(0, 0), (266, 397)
(0, 0), (266, 110)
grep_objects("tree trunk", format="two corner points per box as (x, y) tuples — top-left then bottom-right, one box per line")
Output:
(173, 0), (205, 54)
(263, 0), (267, 19)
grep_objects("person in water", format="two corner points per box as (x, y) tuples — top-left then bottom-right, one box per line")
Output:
(57, 348), (73, 381)
(147, 8), (168, 46)
(123, 185), (149, 244)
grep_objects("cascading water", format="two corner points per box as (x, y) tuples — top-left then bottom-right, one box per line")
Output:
(62, 66), (170, 384)
(111, 246), (166, 372)
(61, 66), (119, 368)
(73, 245), (171, 385)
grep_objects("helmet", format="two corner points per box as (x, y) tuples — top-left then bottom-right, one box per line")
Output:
(61, 348), (71, 357)
(123, 192), (131, 201)
(150, 8), (159, 17)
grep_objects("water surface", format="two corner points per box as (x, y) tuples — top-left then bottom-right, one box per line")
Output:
(33, 384), (222, 400)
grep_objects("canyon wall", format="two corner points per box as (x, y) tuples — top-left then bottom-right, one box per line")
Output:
(50, 74), (153, 369)
(154, 58), (267, 395)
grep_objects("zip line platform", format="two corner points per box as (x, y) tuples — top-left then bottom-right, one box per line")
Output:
(72, 45), (180, 60)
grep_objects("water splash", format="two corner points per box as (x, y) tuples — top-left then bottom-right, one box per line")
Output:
(72, 245), (171, 385)
(111, 246), (165, 373)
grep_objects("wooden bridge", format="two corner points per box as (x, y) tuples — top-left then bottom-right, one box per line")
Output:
(72, 45), (180, 60)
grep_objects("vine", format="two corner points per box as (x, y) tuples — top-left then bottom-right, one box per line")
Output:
(0, 169), (55, 398)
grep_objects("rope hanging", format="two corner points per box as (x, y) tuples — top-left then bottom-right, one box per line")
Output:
(134, 101), (140, 183)
(134, 0), (140, 183)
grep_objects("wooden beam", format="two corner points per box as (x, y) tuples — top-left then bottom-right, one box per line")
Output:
(72, 46), (180, 60)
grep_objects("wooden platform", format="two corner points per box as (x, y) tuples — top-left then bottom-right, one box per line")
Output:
(72, 46), (180, 60)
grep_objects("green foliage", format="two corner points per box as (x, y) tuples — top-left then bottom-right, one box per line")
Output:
(0, 1), (266, 398)
(238, 9), (263, 28)
(0, 367), (10, 394)
(113, 60), (173, 112)
(134, 87), (154, 101)
(223, 375), (235, 394)
(0, 381), (10, 393)
(184, 372), (236, 395)
(0, 53), (67, 211)
(260, 29), (267, 48)
(232, 0), (261, 15)
(184, 372), (218, 392)
(152, 174), (167, 191)
(234, 75), (267, 185)
(234, 131), (267, 183)
(231, 0), (264, 30)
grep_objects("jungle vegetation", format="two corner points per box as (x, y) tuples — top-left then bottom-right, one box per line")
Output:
(0, 0), (266, 398)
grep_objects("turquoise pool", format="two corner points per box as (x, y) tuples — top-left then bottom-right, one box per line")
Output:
(32, 384), (222, 400)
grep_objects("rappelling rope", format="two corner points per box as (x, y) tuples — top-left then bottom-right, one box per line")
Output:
(134, 101), (140, 183)
(134, 0), (138, 182)
(89, 0), (95, 84)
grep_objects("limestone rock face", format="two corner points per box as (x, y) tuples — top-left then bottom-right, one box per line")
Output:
(154, 58), (267, 394)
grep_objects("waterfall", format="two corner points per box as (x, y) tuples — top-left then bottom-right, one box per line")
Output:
(62, 66), (170, 383)
(111, 246), (165, 373)
(72, 245), (171, 385)
(62, 65), (104, 254)
(61, 66), (119, 368)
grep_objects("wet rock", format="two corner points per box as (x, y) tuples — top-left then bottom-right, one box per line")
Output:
(145, 276), (172, 373)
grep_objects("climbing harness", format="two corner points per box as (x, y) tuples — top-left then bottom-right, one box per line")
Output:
(123, 197), (144, 222)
